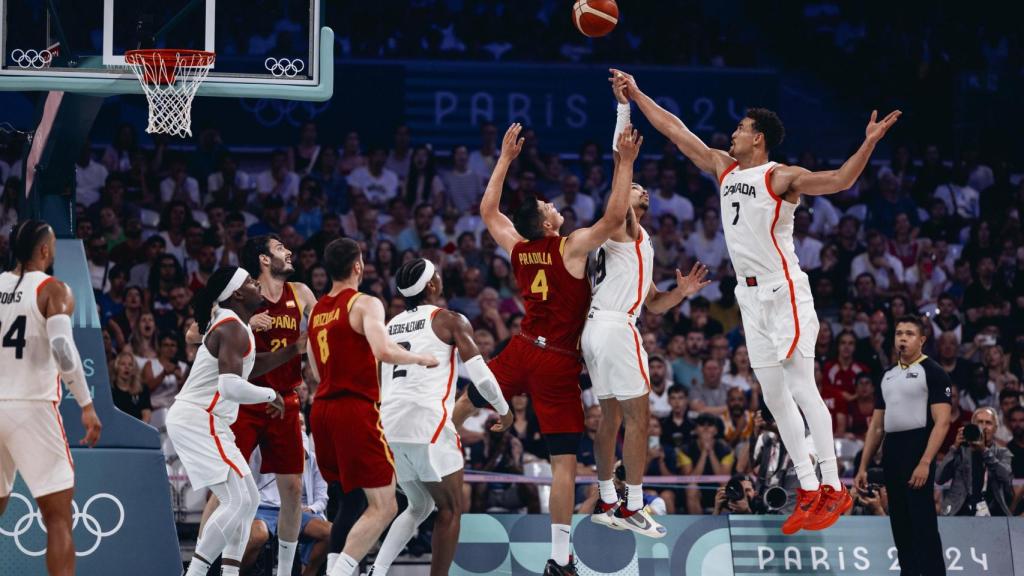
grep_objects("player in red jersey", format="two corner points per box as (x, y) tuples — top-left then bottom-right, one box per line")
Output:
(306, 238), (437, 576)
(191, 234), (317, 576)
(453, 123), (643, 576)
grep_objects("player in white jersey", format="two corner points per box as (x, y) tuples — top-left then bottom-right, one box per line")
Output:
(168, 266), (304, 576)
(371, 258), (511, 576)
(613, 68), (900, 534)
(0, 220), (101, 576)
(583, 88), (710, 539)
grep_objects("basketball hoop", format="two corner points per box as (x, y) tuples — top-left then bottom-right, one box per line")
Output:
(124, 49), (215, 138)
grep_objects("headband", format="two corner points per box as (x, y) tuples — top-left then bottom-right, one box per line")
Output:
(217, 268), (250, 303)
(397, 260), (435, 297)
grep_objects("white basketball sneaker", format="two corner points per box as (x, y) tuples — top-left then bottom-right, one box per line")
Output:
(611, 505), (667, 539)
(590, 499), (624, 530)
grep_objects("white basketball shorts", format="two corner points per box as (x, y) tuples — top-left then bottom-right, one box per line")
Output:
(165, 401), (249, 489)
(735, 270), (820, 369)
(389, 427), (463, 483)
(582, 309), (651, 401)
(0, 400), (75, 498)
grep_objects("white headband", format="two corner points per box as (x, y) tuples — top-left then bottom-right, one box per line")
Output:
(217, 268), (250, 303)
(398, 260), (435, 297)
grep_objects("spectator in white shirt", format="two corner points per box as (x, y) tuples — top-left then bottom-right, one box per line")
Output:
(934, 164), (980, 220)
(850, 229), (905, 292)
(76, 143), (108, 207)
(86, 234), (113, 293)
(256, 150), (301, 204)
(468, 122), (499, 180)
(207, 154), (253, 205)
(441, 145), (484, 212)
(160, 156), (201, 209)
(792, 207), (823, 270)
(347, 146), (400, 207)
(806, 195), (841, 238)
(685, 207), (729, 271)
(551, 174), (596, 224)
(243, 423), (331, 576)
(649, 167), (694, 225)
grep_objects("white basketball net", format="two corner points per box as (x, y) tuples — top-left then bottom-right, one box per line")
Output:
(124, 51), (215, 138)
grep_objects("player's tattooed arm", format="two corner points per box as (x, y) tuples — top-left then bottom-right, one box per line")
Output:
(609, 68), (732, 178)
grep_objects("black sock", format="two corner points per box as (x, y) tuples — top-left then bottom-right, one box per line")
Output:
(329, 487), (368, 553)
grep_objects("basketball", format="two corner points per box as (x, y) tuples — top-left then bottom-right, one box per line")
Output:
(573, 0), (618, 38)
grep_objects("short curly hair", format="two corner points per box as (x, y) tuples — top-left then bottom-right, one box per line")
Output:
(746, 108), (785, 150)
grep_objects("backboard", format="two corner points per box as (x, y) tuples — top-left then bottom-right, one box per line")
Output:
(0, 0), (331, 100)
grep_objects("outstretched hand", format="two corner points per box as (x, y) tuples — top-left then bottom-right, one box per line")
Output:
(608, 69), (639, 99)
(616, 125), (644, 161)
(865, 109), (901, 144)
(500, 123), (525, 161)
(674, 262), (711, 299)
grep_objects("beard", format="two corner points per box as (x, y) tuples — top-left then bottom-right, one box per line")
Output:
(270, 258), (294, 278)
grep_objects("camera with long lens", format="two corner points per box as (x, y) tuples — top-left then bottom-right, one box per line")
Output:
(725, 477), (746, 502)
(963, 423), (982, 444)
(760, 485), (788, 512)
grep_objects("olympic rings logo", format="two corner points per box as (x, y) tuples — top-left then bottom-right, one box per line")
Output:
(9, 49), (54, 69)
(0, 492), (125, 557)
(264, 57), (305, 78)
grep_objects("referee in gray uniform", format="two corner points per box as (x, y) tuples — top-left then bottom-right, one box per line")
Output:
(856, 315), (952, 575)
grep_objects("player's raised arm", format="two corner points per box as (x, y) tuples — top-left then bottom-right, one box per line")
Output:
(437, 310), (512, 430)
(610, 69), (732, 178)
(775, 110), (902, 198)
(481, 124), (527, 254)
(355, 295), (439, 367)
(646, 262), (711, 314)
(563, 126), (642, 261)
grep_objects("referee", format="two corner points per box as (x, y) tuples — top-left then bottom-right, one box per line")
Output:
(856, 315), (952, 575)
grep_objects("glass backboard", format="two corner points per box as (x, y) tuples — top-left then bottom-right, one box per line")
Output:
(0, 0), (331, 100)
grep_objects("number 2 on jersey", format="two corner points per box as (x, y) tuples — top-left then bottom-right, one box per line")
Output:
(391, 342), (412, 379)
(1, 315), (27, 359)
(530, 269), (549, 300)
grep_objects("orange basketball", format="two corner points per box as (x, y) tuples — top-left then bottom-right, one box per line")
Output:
(572, 0), (618, 38)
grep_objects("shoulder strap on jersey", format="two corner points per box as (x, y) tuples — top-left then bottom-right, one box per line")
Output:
(346, 291), (363, 312)
(287, 282), (304, 317)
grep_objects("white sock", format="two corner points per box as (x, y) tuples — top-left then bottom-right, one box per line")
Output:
(327, 553), (339, 574)
(551, 524), (571, 566)
(626, 483), (643, 511)
(330, 552), (359, 576)
(818, 457), (842, 490)
(185, 557), (211, 576)
(794, 460), (820, 491)
(221, 566), (240, 576)
(598, 478), (617, 505)
(278, 539), (298, 575)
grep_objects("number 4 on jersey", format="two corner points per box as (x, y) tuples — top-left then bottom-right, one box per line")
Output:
(530, 269), (549, 301)
(1, 315), (27, 359)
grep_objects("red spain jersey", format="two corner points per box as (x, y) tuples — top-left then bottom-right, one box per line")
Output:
(252, 282), (305, 394)
(512, 236), (591, 352)
(309, 289), (379, 402)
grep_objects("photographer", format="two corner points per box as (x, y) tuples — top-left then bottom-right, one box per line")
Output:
(849, 467), (887, 516)
(713, 475), (757, 515)
(937, 406), (1013, 516)
(856, 316), (951, 576)
(746, 409), (801, 515)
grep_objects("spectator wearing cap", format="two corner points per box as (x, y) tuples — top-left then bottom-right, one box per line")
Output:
(647, 355), (673, 419)
(691, 360), (728, 416)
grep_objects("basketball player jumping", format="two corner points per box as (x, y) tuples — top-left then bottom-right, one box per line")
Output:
(613, 69), (900, 533)
(0, 220), (102, 576)
(371, 258), (512, 576)
(168, 266), (303, 576)
(305, 238), (437, 576)
(453, 123), (641, 576)
(586, 84), (711, 538)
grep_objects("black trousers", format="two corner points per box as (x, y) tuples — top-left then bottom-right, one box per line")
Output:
(883, 430), (946, 576)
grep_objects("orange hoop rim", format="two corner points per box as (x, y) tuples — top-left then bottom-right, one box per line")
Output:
(124, 48), (216, 67)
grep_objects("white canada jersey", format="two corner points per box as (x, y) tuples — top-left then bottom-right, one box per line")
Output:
(0, 271), (61, 402)
(381, 305), (457, 444)
(588, 226), (654, 314)
(719, 161), (802, 278)
(173, 308), (255, 423)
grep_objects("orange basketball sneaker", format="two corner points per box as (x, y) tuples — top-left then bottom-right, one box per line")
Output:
(804, 484), (853, 531)
(781, 487), (821, 535)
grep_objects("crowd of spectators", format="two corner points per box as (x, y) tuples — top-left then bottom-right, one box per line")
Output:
(2, 99), (1023, 532)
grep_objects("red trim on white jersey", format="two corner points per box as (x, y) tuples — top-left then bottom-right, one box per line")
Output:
(430, 347), (457, 444)
(629, 324), (651, 392)
(205, 392), (243, 477)
(36, 275), (55, 296)
(719, 161), (740, 185)
(52, 401), (74, 471)
(626, 236), (645, 316)
(765, 167), (800, 359)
